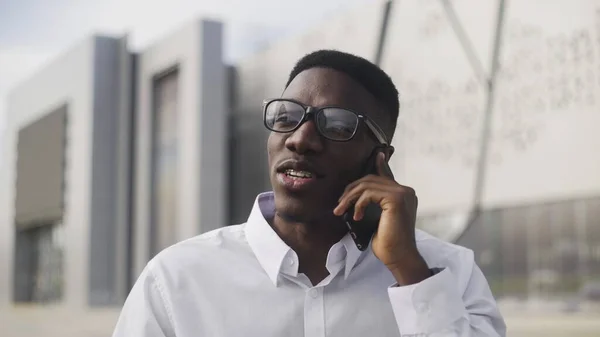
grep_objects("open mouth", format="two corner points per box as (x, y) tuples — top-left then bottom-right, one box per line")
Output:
(275, 159), (324, 191)
(284, 169), (314, 179)
(277, 167), (320, 191)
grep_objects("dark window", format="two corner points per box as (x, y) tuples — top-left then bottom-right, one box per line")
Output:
(13, 105), (67, 303)
(150, 68), (179, 256)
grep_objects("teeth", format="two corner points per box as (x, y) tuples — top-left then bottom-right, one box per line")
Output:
(285, 169), (313, 178)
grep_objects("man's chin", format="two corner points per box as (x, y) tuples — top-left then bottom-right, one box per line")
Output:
(274, 196), (340, 224)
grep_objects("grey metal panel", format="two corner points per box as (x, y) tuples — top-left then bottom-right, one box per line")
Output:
(14, 105), (67, 228)
(124, 53), (138, 294)
(198, 20), (228, 233)
(112, 38), (136, 301)
(112, 36), (136, 301)
(87, 36), (126, 306)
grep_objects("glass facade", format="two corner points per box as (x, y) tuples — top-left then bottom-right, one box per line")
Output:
(150, 69), (179, 256)
(418, 197), (600, 301)
(13, 222), (64, 303)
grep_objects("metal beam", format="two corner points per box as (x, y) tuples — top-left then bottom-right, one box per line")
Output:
(374, 0), (395, 66)
(455, 0), (507, 243)
(472, 0), (507, 207)
(440, 0), (489, 86)
(376, 0), (507, 242)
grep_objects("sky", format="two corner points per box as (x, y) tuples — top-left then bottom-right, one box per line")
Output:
(0, 0), (371, 164)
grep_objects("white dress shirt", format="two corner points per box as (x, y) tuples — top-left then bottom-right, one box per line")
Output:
(113, 192), (506, 337)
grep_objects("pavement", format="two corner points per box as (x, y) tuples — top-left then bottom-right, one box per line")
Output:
(1, 305), (599, 337)
(0, 306), (119, 337)
(505, 313), (600, 337)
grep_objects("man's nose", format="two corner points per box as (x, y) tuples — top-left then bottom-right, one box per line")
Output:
(284, 120), (324, 154)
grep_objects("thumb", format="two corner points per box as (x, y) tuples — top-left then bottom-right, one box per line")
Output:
(376, 150), (395, 179)
(376, 151), (391, 178)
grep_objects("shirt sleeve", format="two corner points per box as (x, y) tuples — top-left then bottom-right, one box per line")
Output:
(387, 250), (507, 337)
(112, 263), (176, 337)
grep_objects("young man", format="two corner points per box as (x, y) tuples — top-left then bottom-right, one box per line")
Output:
(113, 50), (506, 336)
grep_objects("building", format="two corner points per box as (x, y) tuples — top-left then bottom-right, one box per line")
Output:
(1, 0), (599, 319)
(0, 35), (131, 308)
(230, 0), (600, 304)
(0, 19), (227, 309)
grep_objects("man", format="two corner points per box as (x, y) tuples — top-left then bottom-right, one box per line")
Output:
(113, 50), (506, 336)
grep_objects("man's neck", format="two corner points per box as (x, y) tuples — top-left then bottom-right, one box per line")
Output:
(271, 213), (347, 284)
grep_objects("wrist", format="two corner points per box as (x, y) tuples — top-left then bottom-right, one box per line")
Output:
(386, 252), (430, 286)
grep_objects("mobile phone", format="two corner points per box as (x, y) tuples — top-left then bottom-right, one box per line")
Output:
(342, 147), (388, 251)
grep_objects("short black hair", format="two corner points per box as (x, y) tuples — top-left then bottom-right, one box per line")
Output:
(285, 49), (399, 139)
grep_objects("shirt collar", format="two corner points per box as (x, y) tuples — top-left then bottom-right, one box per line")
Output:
(244, 192), (365, 286)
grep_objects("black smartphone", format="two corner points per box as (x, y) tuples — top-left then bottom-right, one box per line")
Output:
(342, 147), (389, 251)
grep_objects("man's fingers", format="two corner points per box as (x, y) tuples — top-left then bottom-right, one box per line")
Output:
(341, 176), (396, 198)
(353, 191), (382, 221)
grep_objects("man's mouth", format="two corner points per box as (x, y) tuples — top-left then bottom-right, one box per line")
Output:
(284, 169), (314, 179)
(277, 168), (319, 191)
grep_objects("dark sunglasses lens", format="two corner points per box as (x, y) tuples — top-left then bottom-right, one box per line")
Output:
(317, 108), (359, 141)
(265, 100), (305, 132)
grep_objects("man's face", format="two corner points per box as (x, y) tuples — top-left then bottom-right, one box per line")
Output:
(267, 67), (388, 224)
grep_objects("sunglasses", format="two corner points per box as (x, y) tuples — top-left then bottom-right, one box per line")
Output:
(263, 98), (389, 145)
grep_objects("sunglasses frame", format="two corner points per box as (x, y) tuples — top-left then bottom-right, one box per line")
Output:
(263, 98), (389, 146)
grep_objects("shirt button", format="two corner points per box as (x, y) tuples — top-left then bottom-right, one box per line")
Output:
(309, 289), (319, 298)
(288, 258), (295, 265)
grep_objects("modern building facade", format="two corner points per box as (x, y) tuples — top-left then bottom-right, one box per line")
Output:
(0, 35), (132, 308)
(1, 0), (599, 317)
(231, 0), (600, 303)
(0, 19), (227, 309)
(131, 19), (227, 279)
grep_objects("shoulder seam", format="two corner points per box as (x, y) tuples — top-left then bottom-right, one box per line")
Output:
(185, 225), (245, 242)
(147, 261), (178, 335)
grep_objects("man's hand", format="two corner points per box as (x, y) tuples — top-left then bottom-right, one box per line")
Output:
(333, 152), (430, 285)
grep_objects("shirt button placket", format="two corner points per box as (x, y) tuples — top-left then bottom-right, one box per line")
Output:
(304, 287), (325, 337)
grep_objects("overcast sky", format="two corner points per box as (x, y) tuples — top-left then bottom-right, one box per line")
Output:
(0, 0), (371, 163)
